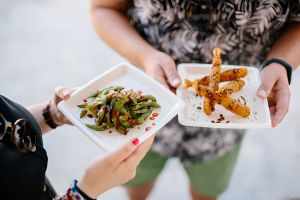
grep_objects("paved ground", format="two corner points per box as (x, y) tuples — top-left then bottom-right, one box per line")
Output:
(1, 1), (300, 199)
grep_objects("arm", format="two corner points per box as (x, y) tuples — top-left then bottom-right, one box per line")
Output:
(57, 135), (155, 199)
(266, 22), (300, 69)
(26, 87), (71, 134)
(89, 0), (155, 67)
(257, 22), (300, 126)
(89, 0), (181, 90)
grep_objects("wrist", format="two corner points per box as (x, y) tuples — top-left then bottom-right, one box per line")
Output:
(77, 171), (106, 199)
(262, 63), (288, 82)
(42, 101), (60, 129)
(49, 100), (64, 126)
(67, 180), (96, 200)
(261, 58), (292, 84)
(140, 49), (162, 70)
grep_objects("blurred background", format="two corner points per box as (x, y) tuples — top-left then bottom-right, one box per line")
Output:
(1, 0), (300, 199)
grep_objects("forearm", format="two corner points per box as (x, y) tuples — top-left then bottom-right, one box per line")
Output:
(90, 5), (157, 68)
(26, 101), (61, 134)
(267, 22), (300, 70)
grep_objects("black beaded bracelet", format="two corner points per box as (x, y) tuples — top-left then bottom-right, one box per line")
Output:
(74, 180), (96, 200)
(261, 58), (292, 84)
(42, 101), (58, 129)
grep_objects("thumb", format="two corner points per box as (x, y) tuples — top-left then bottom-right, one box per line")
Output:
(161, 59), (181, 88)
(54, 87), (71, 103)
(257, 72), (277, 99)
(108, 138), (140, 164)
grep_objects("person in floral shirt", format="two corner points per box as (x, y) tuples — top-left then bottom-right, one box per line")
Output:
(89, 0), (300, 199)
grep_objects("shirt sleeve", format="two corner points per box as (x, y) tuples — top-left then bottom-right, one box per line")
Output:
(289, 1), (300, 21)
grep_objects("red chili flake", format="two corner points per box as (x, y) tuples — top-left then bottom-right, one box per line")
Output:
(145, 127), (151, 131)
(152, 112), (159, 117)
(87, 114), (93, 118)
(83, 99), (87, 103)
(149, 116), (155, 120)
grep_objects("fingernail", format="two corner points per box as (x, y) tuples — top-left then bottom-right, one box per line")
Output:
(272, 118), (279, 127)
(62, 90), (70, 98)
(258, 90), (266, 98)
(131, 138), (139, 145)
(171, 79), (180, 86)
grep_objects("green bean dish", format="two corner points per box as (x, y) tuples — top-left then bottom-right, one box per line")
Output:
(77, 86), (161, 135)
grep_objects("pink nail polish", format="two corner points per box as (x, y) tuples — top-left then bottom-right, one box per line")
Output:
(171, 79), (180, 86)
(132, 138), (139, 145)
(62, 90), (70, 97)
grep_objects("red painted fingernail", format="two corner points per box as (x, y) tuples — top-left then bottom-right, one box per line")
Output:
(132, 138), (139, 145)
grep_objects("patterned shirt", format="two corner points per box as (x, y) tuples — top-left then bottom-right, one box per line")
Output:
(128, 0), (300, 164)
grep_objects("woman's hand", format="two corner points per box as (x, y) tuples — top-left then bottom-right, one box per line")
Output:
(77, 135), (155, 198)
(142, 51), (181, 92)
(49, 87), (73, 125)
(257, 63), (290, 127)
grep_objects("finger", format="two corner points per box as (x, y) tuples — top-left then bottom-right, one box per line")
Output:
(257, 71), (278, 99)
(125, 135), (155, 167)
(155, 76), (171, 90)
(269, 106), (276, 117)
(272, 88), (290, 127)
(107, 138), (140, 165)
(54, 86), (71, 102)
(161, 60), (181, 88)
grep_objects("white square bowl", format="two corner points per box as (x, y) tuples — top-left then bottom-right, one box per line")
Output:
(58, 62), (185, 152)
(176, 63), (271, 129)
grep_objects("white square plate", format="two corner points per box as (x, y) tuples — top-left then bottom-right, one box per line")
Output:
(177, 63), (271, 129)
(58, 63), (185, 152)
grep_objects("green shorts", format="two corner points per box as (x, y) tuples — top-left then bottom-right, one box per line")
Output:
(126, 142), (241, 197)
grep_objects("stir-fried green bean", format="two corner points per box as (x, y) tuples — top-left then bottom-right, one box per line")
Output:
(96, 108), (105, 125)
(78, 86), (160, 135)
(80, 110), (87, 118)
(86, 104), (98, 115)
(132, 101), (161, 110)
(85, 123), (113, 131)
(138, 95), (157, 102)
(77, 103), (87, 108)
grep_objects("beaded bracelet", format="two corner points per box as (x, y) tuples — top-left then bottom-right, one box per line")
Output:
(56, 180), (96, 200)
(42, 101), (58, 129)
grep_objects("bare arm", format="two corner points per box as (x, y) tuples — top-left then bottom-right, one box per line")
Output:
(89, 0), (181, 90)
(89, 0), (156, 67)
(267, 22), (300, 69)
